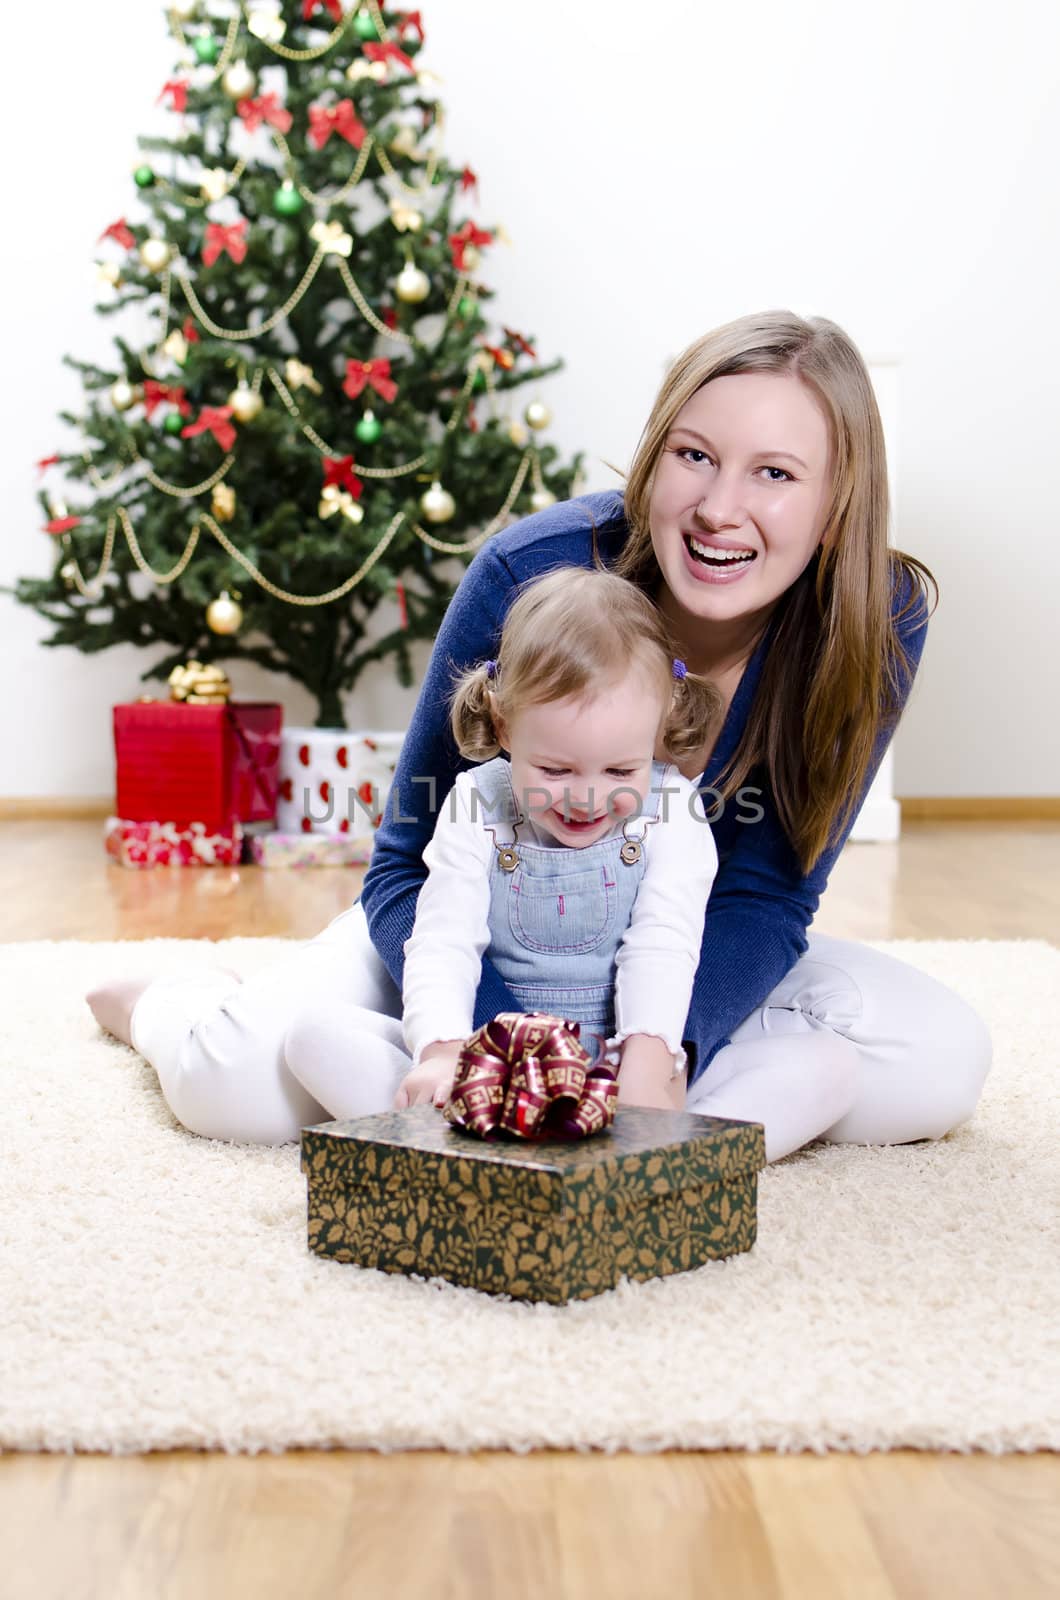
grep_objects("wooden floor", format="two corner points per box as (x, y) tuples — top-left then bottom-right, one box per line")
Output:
(1, 818), (1058, 1600)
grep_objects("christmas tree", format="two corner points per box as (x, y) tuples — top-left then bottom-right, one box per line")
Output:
(13, 0), (583, 728)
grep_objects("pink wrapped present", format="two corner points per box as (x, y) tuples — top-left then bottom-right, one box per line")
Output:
(104, 816), (243, 868)
(276, 728), (404, 837)
(249, 831), (374, 868)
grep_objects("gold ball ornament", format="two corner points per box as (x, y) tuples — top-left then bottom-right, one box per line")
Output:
(508, 419), (528, 447)
(60, 561), (78, 586)
(394, 263), (430, 304)
(211, 483), (237, 522)
(110, 379), (140, 412)
(530, 489), (557, 512)
(227, 383), (263, 423)
(419, 481), (456, 524)
(221, 61), (257, 100)
(206, 590), (243, 635)
(169, 0), (198, 18)
(460, 245), (481, 274)
(524, 401), (552, 431)
(139, 237), (172, 273)
(96, 260), (122, 289)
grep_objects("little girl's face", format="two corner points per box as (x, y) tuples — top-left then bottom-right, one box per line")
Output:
(492, 666), (666, 849)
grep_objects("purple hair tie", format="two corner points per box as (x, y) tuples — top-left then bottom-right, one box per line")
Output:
(485, 659), (498, 679)
(672, 658), (687, 681)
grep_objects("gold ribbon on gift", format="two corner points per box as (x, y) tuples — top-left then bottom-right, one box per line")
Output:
(443, 1012), (618, 1141)
(167, 660), (233, 705)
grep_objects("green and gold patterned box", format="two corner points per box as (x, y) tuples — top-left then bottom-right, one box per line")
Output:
(301, 1105), (765, 1303)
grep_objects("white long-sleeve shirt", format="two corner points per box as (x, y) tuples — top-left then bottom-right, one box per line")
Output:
(401, 764), (717, 1076)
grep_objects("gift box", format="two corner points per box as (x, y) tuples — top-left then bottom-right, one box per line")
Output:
(104, 815), (243, 868)
(301, 1105), (766, 1304)
(249, 830), (374, 868)
(113, 700), (282, 830)
(276, 728), (403, 836)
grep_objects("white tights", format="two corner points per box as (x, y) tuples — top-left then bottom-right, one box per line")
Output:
(129, 901), (992, 1162)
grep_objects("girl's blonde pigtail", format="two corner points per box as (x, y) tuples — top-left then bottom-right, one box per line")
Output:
(450, 663), (503, 762)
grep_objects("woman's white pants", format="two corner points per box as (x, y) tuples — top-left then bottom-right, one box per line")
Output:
(129, 900), (992, 1163)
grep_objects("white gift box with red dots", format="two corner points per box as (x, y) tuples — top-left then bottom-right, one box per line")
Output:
(275, 728), (404, 838)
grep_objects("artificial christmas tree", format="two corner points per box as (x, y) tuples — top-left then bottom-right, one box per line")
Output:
(13, 0), (584, 727)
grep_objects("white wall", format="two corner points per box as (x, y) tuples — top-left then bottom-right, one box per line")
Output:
(2, 0), (1057, 799)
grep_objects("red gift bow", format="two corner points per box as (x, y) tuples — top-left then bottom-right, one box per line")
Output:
(182, 406), (237, 450)
(444, 1012), (619, 1141)
(363, 40), (415, 74)
(503, 326), (538, 359)
(203, 220), (248, 267)
(143, 381), (190, 420)
(237, 92), (292, 134)
(322, 455), (363, 498)
(395, 9), (425, 41)
(343, 357), (398, 403)
(157, 78), (189, 113)
(308, 99), (366, 150)
(99, 218), (135, 250)
(302, 0), (342, 19)
(449, 221), (493, 272)
(44, 516), (81, 536)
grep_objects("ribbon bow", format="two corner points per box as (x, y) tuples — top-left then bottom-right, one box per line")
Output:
(142, 381), (190, 420)
(444, 1012), (619, 1141)
(343, 358), (398, 403)
(503, 326), (538, 359)
(302, 0), (342, 19)
(168, 661), (232, 705)
(481, 343), (515, 372)
(309, 218), (353, 257)
(449, 221), (493, 273)
(157, 78), (189, 114)
(182, 407), (237, 451)
(99, 218), (135, 250)
(203, 220), (248, 267)
(362, 40), (415, 75)
(321, 455), (363, 497)
(394, 9), (425, 41)
(44, 515), (82, 536)
(236, 92), (292, 134)
(318, 484), (364, 524)
(460, 165), (478, 196)
(308, 99), (366, 150)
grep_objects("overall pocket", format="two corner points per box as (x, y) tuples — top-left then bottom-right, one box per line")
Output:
(508, 863), (617, 955)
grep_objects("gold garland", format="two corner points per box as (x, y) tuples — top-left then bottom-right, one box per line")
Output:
(171, 250), (326, 341)
(239, 0), (351, 62)
(169, 11), (240, 79)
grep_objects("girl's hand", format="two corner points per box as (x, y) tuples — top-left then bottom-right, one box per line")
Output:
(616, 1035), (687, 1113)
(394, 1039), (464, 1110)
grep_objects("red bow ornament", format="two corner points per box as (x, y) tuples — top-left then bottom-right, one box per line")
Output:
(308, 98), (366, 150)
(143, 381), (191, 420)
(237, 92), (292, 134)
(302, 0), (343, 19)
(362, 40), (415, 75)
(482, 343), (515, 372)
(444, 1013), (619, 1141)
(394, 9), (425, 41)
(503, 327), (538, 359)
(203, 220), (248, 267)
(321, 455), (363, 498)
(157, 78), (189, 113)
(99, 218), (135, 250)
(37, 454), (60, 474)
(44, 516), (82, 536)
(182, 407), (237, 451)
(343, 358), (398, 403)
(449, 221), (493, 273)
(460, 165), (479, 196)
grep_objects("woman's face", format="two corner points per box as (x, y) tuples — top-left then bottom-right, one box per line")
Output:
(648, 371), (835, 636)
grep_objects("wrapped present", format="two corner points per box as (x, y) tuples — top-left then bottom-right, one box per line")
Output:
(249, 830), (374, 868)
(301, 1103), (766, 1304)
(276, 727), (403, 836)
(104, 815), (243, 868)
(113, 675), (282, 831)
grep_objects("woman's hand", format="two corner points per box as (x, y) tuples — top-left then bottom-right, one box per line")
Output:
(394, 1038), (465, 1110)
(616, 1034), (687, 1113)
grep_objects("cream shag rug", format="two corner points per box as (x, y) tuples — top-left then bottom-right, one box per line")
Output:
(1, 937), (1057, 1458)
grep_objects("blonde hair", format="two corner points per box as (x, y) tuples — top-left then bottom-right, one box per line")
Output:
(450, 567), (720, 763)
(612, 309), (937, 873)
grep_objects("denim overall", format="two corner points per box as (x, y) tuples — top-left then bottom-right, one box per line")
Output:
(470, 755), (672, 1053)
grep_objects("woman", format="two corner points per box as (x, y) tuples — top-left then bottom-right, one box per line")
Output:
(91, 310), (991, 1158)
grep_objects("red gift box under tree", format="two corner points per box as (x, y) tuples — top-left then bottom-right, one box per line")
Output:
(113, 700), (282, 831)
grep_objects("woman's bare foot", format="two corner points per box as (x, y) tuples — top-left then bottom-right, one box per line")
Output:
(86, 967), (243, 1048)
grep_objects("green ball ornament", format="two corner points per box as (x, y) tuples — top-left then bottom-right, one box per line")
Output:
(272, 181), (305, 217)
(458, 296), (476, 319)
(472, 369), (487, 393)
(133, 164), (156, 189)
(193, 32), (220, 64)
(353, 10), (378, 41)
(163, 412), (185, 436)
(355, 410), (383, 445)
